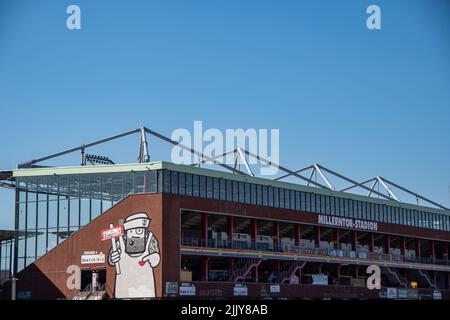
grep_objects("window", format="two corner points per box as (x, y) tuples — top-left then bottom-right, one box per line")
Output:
(305, 193), (310, 212)
(346, 199), (351, 217)
(310, 194), (316, 212)
(316, 195), (321, 214)
(193, 174), (200, 197)
(295, 191), (301, 211)
(279, 189), (285, 209)
(291, 190), (296, 210)
(284, 189), (290, 209)
(220, 179), (226, 201)
(274, 188), (279, 208)
(268, 187), (274, 207)
(213, 178), (220, 200)
(256, 185), (262, 205)
(163, 170), (171, 193)
(357, 201), (362, 219)
(244, 183), (250, 204)
(206, 177), (213, 199)
(238, 182), (245, 203)
(199, 175), (206, 198)
(179, 172), (186, 195)
(250, 183), (256, 204)
(232, 181), (239, 202)
(171, 171), (178, 194)
(262, 186), (268, 206)
(226, 180), (232, 201)
(186, 173), (193, 196)
(320, 195), (325, 214)
(331, 197), (336, 216)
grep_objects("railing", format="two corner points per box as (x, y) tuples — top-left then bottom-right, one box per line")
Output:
(417, 270), (437, 290)
(70, 283), (107, 300)
(181, 237), (450, 267)
(278, 261), (305, 284)
(382, 267), (407, 287)
(229, 258), (263, 282)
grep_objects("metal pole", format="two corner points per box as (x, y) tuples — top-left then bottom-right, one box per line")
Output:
(11, 277), (17, 300)
(81, 146), (85, 166)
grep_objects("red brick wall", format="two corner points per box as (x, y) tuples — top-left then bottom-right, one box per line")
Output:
(13, 194), (164, 299)
(9, 192), (450, 299)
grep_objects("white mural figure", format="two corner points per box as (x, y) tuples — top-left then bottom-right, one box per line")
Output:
(108, 212), (160, 298)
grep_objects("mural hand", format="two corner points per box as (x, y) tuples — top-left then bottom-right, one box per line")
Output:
(110, 249), (121, 264)
(142, 252), (160, 267)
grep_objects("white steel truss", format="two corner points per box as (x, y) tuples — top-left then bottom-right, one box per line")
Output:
(5, 126), (448, 211)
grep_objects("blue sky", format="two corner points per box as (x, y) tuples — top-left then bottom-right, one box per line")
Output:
(0, 0), (449, 228)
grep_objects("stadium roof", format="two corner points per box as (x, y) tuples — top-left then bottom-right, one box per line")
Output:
(2, 126), (449, 213)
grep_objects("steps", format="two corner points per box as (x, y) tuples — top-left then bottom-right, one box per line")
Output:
(278, 261), (306, 284)
(229, 258), (264, 283)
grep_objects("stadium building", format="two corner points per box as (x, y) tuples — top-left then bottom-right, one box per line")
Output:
(0, 127), (449, 300)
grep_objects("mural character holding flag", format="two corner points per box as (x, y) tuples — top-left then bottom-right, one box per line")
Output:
(107, 212), (160, 298)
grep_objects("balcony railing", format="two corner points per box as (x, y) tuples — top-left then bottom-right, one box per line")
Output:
(181, 237), (450, 267)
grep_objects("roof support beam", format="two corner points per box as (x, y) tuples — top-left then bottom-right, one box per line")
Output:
(314, 163), (335, 191)
(316, 164), (393, 201)
(378, 176), (449, 211)
(19, 128), (142, 168)
(274, 165), (314, 181)
(241, 149), (330, 189)
(143, 127), (248, 176)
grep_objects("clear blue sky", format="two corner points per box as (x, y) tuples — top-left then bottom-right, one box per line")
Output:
(1, 0), (449, 228)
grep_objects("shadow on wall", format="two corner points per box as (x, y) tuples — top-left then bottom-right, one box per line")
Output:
(0, 264), (64, 300)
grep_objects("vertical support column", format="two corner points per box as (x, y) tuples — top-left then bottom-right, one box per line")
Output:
(351, 230), (357, 251)
(227, 216), (234, 248)
(384, 234), (390, 254)
(201, 256), (209, 281)
(403, 269), (408, 287)
(294, 224), (301, 247)
(430, 240), (435, 262)
(333, 229), (340, 250)
(401, 236), (406, 256)
(201, 212), (208, 247)
(298, 265), (303, 284)
(415, 239), (421, 260)
(253, 264), (259, 283)
(273, 221), (280, 251)
(250, 218), (257, 250)
(315, 226), (320, 248)
(368, 233), (374, 252)
(445, 272), (450, 290)
(228, 257), (234, 270)
(354, 266), (359, 278)
(276, 260), (281, 282)
(444, 242), (449, 261)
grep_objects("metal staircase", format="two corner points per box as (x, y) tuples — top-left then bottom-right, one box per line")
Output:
(417, 269), (437, 289)
(382, 267), (407, 287)
(71, 283), (106, 300)
(229, 258), (264, 283)
(278, 261), (306, 284)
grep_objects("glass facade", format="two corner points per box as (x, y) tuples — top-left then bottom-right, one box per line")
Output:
(0, 239), (13, 284)
(15, 167), (450, 273)
(161, 170), (450, 233)
(15, 170), (162, 273)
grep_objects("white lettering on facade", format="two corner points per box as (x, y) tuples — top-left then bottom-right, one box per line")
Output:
(317, 215), (378, 231)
